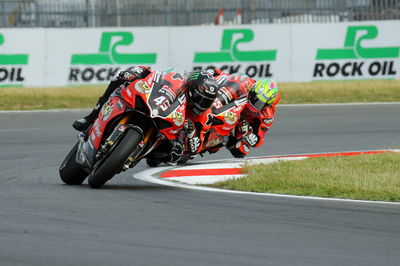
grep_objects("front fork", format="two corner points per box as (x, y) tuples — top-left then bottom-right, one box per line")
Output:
(77, 112), (157, 171)
(96, 113), (139, 160)
(120, 121), (156, 172)
(102, 113), (157, 172)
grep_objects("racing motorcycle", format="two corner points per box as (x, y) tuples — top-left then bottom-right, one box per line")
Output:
(59, 71), (187, 188)
(200, 94), (247, 154)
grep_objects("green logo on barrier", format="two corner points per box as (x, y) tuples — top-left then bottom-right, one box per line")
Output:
(194, 29), (276, 63)
(316, 26), (400, 60)
(71, 32), (157, 65)
(0, 34), (29, 65)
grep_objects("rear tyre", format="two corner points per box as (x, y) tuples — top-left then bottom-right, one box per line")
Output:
(59, 142), (88, 185)
(88, 129), (142, 189)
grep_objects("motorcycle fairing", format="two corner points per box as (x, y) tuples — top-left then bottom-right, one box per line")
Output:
(89, 96), (127, 150)
(201, 96), (247, 152)
(123, 71), (187, 140)
(211, 96), (247, 136)
(77, 71), (188, 171)
(147, 72), (185, 119)
(75, 96), (128, 169)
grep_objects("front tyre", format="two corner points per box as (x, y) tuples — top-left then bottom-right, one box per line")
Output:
(59, 142), (89, 185)
(88, 129), (142, 189)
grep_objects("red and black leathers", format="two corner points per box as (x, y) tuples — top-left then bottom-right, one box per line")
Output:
(210, 68), (280, 158)
(227, 92), (280, 158)
(182, 69), (252, 156)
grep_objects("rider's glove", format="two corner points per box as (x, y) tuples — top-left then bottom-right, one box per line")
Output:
(117, 66), (151, 82)
(206, 68), (223, 77)
(169, 140), (184, 164)
(237, 120), (258, 147)
(244, 133), (258, 147)
(184, 120), (201, 155)
(184, 120), (196, 138)
(118, 69), (139, 81)
(238, 120), (251, 136)
(187, 136), (201, 155)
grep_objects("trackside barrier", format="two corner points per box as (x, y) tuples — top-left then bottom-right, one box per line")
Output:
(0, 20), (399, 87)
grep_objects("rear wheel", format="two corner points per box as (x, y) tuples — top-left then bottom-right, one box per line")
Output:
(88, 129), (142, 188)
(59, 142), (88, 185)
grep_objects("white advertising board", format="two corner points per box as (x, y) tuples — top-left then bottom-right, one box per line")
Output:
(44, 27), (170, 86)
(0, 29), (45, 87)
(169, 25), (291, 83)
(291, 21), (400, 81)
(0, 20), (399, 87)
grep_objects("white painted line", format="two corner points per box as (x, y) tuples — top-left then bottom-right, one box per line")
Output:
(160, 157), (306, 184)
(166, 174), (245, 185)
(171, 162), (242, 170)
(178, 149), (399, 169)
(171, 158), (302, 170)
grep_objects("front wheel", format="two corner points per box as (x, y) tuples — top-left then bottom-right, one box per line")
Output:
(59, 142), (89, 185)
(88, 129), (142, 188)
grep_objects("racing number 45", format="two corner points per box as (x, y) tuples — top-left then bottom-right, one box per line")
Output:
(154, 96), (170, 111)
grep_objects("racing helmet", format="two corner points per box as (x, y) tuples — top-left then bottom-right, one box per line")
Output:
(247, 79), (279, 112)
(185, 71), (219, 116)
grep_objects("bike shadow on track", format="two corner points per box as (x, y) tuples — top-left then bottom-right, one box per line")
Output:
(57, 182), (177, 191)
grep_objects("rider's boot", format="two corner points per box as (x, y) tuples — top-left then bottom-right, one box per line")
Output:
(72, 104), (101, 132)
(146, 157), (162, 167)
(72, 79), (123, 132)
(72, 67), (153, 132)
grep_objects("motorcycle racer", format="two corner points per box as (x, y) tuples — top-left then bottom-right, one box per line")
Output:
(146, 70), (219, 165)
(181, 71), (220, 156)
(207, 69), (280, 158)
(72, 66), (219, 164)
(227, 78), (280, 158)
(191, 69), (254, 156)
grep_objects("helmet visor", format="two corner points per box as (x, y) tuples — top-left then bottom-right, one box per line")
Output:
(248, 92), (268, 111)
(190, 85), (216, 114)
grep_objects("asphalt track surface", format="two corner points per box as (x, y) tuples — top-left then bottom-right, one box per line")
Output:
(0, 103), (399, 266)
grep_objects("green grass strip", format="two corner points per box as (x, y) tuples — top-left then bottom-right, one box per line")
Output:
(279, 80), (400, 104)
(210, 153), (400, 202)
(0, 80), (400, 110)
(0, 85), (105, 110)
